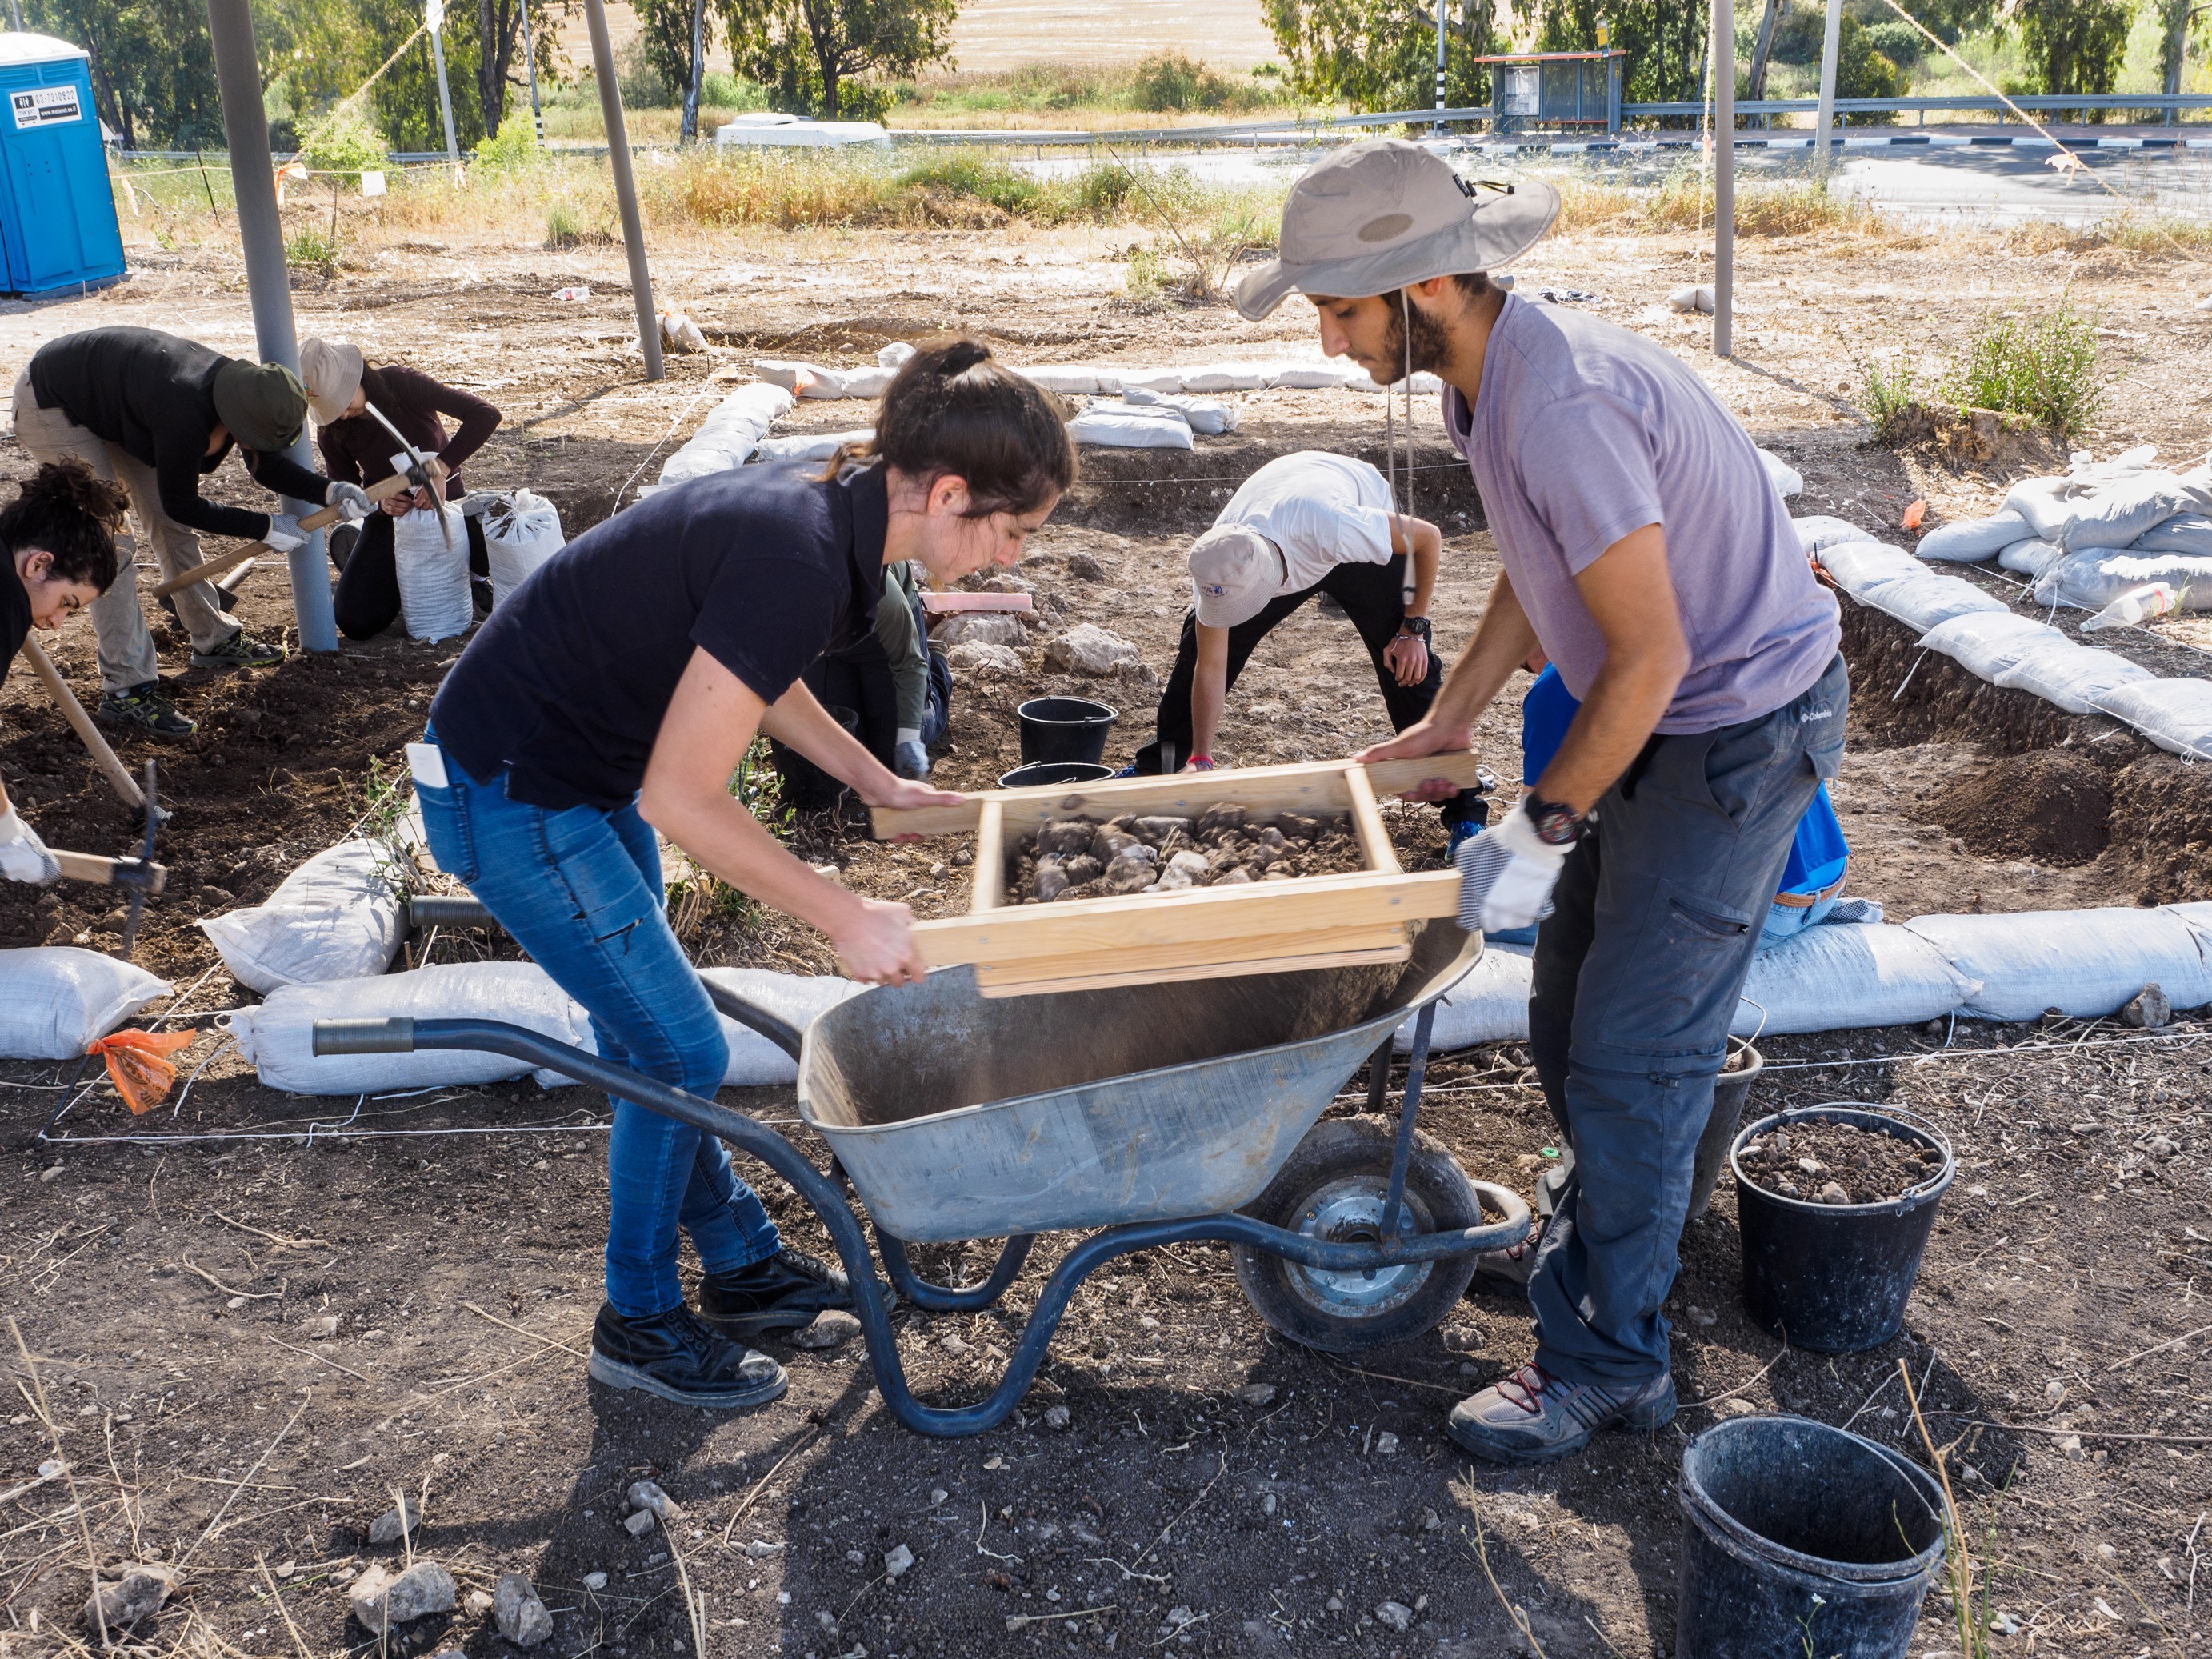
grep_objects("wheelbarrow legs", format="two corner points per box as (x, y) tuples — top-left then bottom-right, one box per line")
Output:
(875, 1232), (1036, 1313)
(1378, 999), (1438, 1241)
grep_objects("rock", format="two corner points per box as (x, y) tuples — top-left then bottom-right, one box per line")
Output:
(1062, 854), (1102, 885)
(1818, 1181), (1854, 1206)
(306, 1314), (341, 1338)
(1421, 1508), (1441, 1532)
(883, 1544), (914, 1581)
(934, 613), (1027, 649)
(1374, 1432), (1399, 1454)
(1166, 849), (1209, 877)
(1235, 1383), (1277, 1407)
(793, 1309), (861, 1350)
(744, 1540), (785, 1559)
(350, 1561), (457, 1629)
(1262, 1493), (1278, 1517)
(466, 1589), (494, 1614)
(1211, 867), (1254, 885)
(85, 1565), (177, 1634)
(1036, 819), (1094, 857)
(945, 640), (1023, 676)
(1100, 855), (1157, 895)
(1034, 863), (1070, 902)
(626, 1481), (681, 1521)
(1133, 816), (1193, 842)
(623, 1509), (657, 1537)
(1375, 1600), (1414, 1633)
(1154, 863), (1196, 891)
(1064, 551), (1107, 580)
(2059, 1434), (2086, 1460)
(368, 1497), (419, 1545)
(1325, 1596), (1344, 1613)
(581, 1571), (609, 1591)
(1796, 1157), (1827, 1178)
(2122, 983), (2171, 1029)
(930, 1489), (948, 1505)
(1044, 624), (1140, 678)
(1196, 803), (1246, 838)
(494, 1573), (554, 1648)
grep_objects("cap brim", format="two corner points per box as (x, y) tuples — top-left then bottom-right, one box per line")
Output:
(307, 393), (349, 426)
(1194, 586), (1274, 629)
(1234, 178), (1562, 321)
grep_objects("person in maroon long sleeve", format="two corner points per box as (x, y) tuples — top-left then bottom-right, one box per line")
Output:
(298, 338), (502, 640)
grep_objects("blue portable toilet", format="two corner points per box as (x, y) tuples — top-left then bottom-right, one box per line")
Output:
(0, 33), (125, 295)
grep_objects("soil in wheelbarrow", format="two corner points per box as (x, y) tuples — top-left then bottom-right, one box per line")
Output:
(1735, 1119), (1948, 1205)
(1007, 803), (1365, 904)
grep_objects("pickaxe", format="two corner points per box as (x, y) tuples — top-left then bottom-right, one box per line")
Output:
(151, 470), (412, 600)
(15, 635), (146, 815)
(364, 401), (454, 549)
(50, 761), (165, 959)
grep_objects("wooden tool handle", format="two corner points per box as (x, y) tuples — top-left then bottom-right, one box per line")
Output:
(50, 849), (166, 893)
(150, 471), (413, 599)
(17, 638), (144, 809)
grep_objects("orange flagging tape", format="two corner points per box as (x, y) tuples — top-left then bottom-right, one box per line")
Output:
(85, 1028), (198, 1115)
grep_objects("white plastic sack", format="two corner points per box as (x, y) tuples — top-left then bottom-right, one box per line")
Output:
(753, 358), (847, 398)
(1264, 363), (1362, 390)
(753, 429), (872, 463)
(1116, 366), (1187, 394)
(1756, 449), (1803, 498)
(1066, 406), (1195, 450)
(0, 947), (170, 1059)
(2134, 510), (2212, 556)
(1022, 366), (1104, 395)
(1391, 947), (1531, 1051)
(2095, 678), (2212, 760)
(1180, 363), (1269, 394)
(1990, 638), (2151, 714)
(392, 507), (471, 641)
(482, 490), (565, 608)
(2058, 472), (2193, 552)
(660, 383), (793, 484)
(1996, 537), (2068, 579)
(1349, 371), (1442, 395)
(1731, 923), (1979, 1037)
(1905, 907), (2212, 1021)
(877, 341), (915, 369)
(1814, 540), (1922, 598)
(840, 366), (894, 399)
(534, 966), (867, 1088)
(1916, 510), (2029, 562)
(200, 841), (406, 995)
(225, 962), (591, 1095)
(1914, 611), (2060, 681)
(2003, 475), (2074, 542)
(2034, 550), (2212, 612)
(1124, 387), (1238, 434)
(1792, 515), (1876, 554)
(1854, 569), (2010, 631)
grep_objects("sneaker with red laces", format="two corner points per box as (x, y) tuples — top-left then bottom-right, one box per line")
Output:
(1446, 1363), (1675, 1465)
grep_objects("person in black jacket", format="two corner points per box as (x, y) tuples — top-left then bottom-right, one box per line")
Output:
(1, 462), (127, 884)
(10, 328), (373, 736)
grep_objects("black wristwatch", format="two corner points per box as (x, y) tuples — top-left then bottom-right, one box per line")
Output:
(1523, 794), (1585, 846)
(1395, 616), (1432, 642)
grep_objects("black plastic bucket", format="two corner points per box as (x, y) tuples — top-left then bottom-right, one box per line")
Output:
(1677, 1414), (1946, 1659)
(1017, 697), (1117, 766)
(998, 760), (1114, 790)
(1731, 1106), (1953, 1353)
(1686, 1038), (1764, 1222)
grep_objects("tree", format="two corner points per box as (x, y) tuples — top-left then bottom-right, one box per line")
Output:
(721, 0), (957, 120)
(27, 0), (222, 149)
(1746, 0), (1786, 101)
(473, 0), (547, 138)
(634, 0), (713, 114)
(1523, 1), (1714, 107)
(1266, 0), (1505, 114)
(2010, 0), (2130, 97)
(2158, 0), (2208, 97)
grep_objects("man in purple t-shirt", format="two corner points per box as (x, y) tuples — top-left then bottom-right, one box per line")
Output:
(1235, 139), (1846, 1465)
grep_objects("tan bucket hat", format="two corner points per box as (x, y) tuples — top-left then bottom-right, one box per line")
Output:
(1234, 138), (1560, 322)
(1188, 524), (1283, 629)
(298, 337), (366, 426)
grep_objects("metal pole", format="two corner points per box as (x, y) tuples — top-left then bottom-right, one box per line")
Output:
(1712, 0), (1734, 358)
(519, 0), (545, 140)
(1814, 0), (1843, 164)
(583, 0), (664, 381)
(1432, 0), (1448, 136)
(426, 9), (462, 166)
(6, 1), (21, 31)
(202, 0), (338, 653)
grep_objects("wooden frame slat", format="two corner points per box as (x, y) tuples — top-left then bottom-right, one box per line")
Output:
(977, 944), (1413, 999)
(970, 798), (1006, 913)
(1342, 764), (1401, 877)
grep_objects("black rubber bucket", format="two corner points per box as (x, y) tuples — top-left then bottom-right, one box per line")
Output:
(1686, 1038), (1764, 1222)
(1677, 1415), (1946, 1659)
(1017, 697), (1117, 766)
(998, 760), (1114, 790)
(1731, 1106), (1953, 1353)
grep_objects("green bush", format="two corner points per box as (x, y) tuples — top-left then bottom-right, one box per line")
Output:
(1855, 348), (1920, 442)
(1858, 20), (1927, 66)
(285, 225), (338, 273)
(298, 110), (386, 177)
(895, 154), (1043, 217)
(1942, 301), (2105, 438)
(473, 111), (543, 172)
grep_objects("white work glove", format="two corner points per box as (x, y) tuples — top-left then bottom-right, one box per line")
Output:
(1454, 798), (1572, 935)
(324, 481), (374, 521)
(0, 807), (59, 885)
(262, 512), (306, 553)
(894, 734), (931, 781)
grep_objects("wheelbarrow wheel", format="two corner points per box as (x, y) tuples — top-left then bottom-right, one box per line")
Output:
(1231, 1117), (1482, 1354)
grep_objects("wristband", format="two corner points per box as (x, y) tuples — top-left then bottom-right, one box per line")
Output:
(1188, 756), (1215, 771)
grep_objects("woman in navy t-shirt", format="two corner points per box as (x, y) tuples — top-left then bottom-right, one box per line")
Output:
(420, 341), (1074, 1412)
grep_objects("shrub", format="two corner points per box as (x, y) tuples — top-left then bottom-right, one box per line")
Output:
(1858, 20), (1928, 66)
(285, 225), (338, 273)
(895, 153), (1042, 218)
(473, 112), (543, 173)
(1942, 301), (2104, 438)
(1855, 348), (1921, 442)
(1130, 51), (1254, 114)
(298, 111), (386, 177)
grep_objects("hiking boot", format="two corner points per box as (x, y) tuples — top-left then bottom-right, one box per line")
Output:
(190, 632), (284, 670)
(96, 683), (196, 738)
(586, 1303), (787, 1409)
(698, 1248), (858, 1339)
(1446, 1363), (1675, 1465)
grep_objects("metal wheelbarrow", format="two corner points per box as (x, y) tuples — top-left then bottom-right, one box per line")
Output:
(311, 918), (1528, 1438)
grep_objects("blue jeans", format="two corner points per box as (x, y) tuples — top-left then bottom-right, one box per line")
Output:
(414, 728), (782, 1317)
(1525, 656), (1848, 1388)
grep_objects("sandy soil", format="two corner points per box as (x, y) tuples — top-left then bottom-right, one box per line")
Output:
(2, 208), (2210, 1657)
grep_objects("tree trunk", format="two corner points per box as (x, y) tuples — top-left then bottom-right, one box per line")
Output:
(682, 0), (705, 140)
(477, 0), (506, 138)
(1747, 0), (1786, 99)
(2166, 0), (2194, 98)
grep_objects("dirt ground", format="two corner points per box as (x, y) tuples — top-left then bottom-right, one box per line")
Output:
(4, 201), (2211, 1658)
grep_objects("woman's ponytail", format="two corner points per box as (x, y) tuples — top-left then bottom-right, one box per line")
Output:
(1, 460), (126, 590)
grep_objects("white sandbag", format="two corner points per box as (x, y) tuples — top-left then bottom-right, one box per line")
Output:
(2034, 550), (2212, 612)
(1066, 406), (1195, 450)
(225, 962), (592, 1094)
(1391, 947), (1533, 1051)
(1853, 569), (2009, 631)
(1916, 510), (2029, 562)
(1264, 362), (1362, 390)
(1996, 537), (2068, 578)
(840, 366), (894, 399)
(1904, 907), (2212, 1022)
(535, 966), (867, 1088)
(391, 507), (471, 641)
(1792, 515), (1876, 554)
(877, 341), (915, 369)
(1179, 363), (1269, 393)
(660, 383), (792, 484)
(2133, 510), (2212, 555)
(1990, 637), (2151, 714)
(1348, 370), (1443, 395)
(2002, 475), (2073, 542)
(1755, 448), (1803, 498)
(2094, 678), (2212, 760)
(1022, 366), (1104, 395)
(752, 358), (847, 398)
(1814, 540), (1922, 598)
(1730, 923), (1979, 1037)
(0, 947), (170, 1059)
(2058, 472), (2193, 552)
(753, 429), (872, 463)
(1116, 366), (1187, 394)
(482, 490), (565, 608)
(199, 841), (406, 995)
(1915, 611), (2059, 680)
(1123, 386), (1238, 434)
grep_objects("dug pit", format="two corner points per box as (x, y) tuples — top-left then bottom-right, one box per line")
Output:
(1006, 803), (1363, 905)
(1932, 750), (2112, 865)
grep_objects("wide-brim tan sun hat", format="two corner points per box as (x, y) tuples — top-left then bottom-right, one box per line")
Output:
(1234, 138), (1560, 322)
(298, 337), (365, 427)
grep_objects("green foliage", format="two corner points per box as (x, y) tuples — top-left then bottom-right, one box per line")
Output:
(472, 109), (543, 170)
(27, 0), (222, 149)
(1523, 1), (1710, 105)
(1129, 51), (1269, 114)
(2014, 0), (2132, 96)
(632, 0), (714, 108)
(1854, 347), (1920, 442)
(895, 152), (1042, 216)
(1266, 0), (1504, 113)
(1838, 18), (1907, 110)
(1122, 245), (1168, 307)
(545, 201), (584, 247)
(298, 110), (387, 174)
(722, 0), (957, 119)
(285, 223), (338, 273)
(1858, 20), (1926, 66)
(1942, 300), (2105, 438)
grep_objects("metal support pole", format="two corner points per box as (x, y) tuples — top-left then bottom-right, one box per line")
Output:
(1814, 0), (1843, 164)
(203, 0), (338, 654)
(1432, 0), (1448, 137)
(1712, 0), (1734, 358)
(519, 0), (545, 141)
(426, 10), (462, 166)
(5, 1), (21, 32)
(583, 0), (664, 382)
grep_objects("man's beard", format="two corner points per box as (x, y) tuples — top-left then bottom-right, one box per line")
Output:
(1376, 290), (1454, 383)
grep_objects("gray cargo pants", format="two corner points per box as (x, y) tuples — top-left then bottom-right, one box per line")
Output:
(1525, 654), (1848, 1388)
